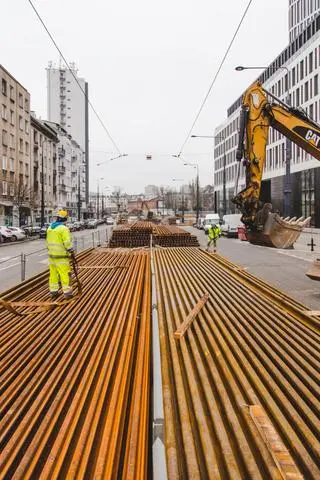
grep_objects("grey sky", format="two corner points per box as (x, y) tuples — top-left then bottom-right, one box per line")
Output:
(2, 0), (288, 193)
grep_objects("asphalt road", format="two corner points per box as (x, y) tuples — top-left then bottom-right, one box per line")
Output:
(0, 226), (110, 293)
(1, 225), (320, 310)
(188, 227), (320, 310)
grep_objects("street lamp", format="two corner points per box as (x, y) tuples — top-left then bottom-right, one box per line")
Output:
(97, 177), (104, 219)
(191, 135), (226, 215)
(184, 162), (200, 223)
(235, 64), (292, 216)
(172, 178), (185, 223)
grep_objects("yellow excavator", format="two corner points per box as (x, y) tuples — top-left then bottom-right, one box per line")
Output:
(233, 81), (319, 249)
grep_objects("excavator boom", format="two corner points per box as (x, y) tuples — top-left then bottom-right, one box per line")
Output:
(232, 82), (319, 249)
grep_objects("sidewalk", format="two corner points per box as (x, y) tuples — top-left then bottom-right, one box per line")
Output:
(0, 236), (40, 248)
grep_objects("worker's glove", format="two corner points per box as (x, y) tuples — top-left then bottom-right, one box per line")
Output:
(67, 248), (75, 256)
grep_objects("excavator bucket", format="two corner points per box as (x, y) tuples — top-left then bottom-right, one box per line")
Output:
(306, 259), (320, 281)
(247, 214), (311, 249)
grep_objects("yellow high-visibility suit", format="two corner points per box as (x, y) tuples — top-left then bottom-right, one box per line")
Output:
(46, 222), (73, 296)
(207, 224), (221, 250)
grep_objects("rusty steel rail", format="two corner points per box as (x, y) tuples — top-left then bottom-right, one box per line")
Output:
(154, 247), (320, 479)
(110, 222), (199, 248)
(0, 248), (151, 479)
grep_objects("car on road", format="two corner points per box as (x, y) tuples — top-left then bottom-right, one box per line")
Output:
(22, 225), (41, 236)
(66, 222), (75, 232)
(203, 214), (221, 234)
(220, 214), (244, 238)
(39, 223), (51, 239)
(73, 221), (84, 231)
(0, 226), (14, 242)
(87, 220), (98, 229)
(106, 217), (114, 225)
(7, 227), (26, 241)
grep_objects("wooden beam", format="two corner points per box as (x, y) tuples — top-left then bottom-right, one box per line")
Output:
(174, 294), (209, 340)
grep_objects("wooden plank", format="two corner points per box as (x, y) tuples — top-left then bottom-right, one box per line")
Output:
(249, 405), (303, 480)
(302, 310), (320, 317)
(174, 294), (209, 340)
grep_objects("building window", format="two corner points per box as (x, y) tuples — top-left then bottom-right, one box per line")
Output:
(2, 181), (8, 195)
(1, 79), (7, 96)
(314, 74), (319, 95)
(292, 67), (296, 86)
(309, 51), (313, 73)
(10, 134), (14, 148)
(305, 81), (309, 101)
(19, 116), (23, 130)
(10, 110), (14, 125)
(24, 97), (29, 112)
(10, 85), (14, 101)
(25, 141), (29, 155)
(19, 93), (23, 108)
(2, 155), (7, 170)
(19, 138), (23, 152)
(9, 158), (14, 171)
(2, 104), (7, 120)
(300, 60), (304, 80)
(2, 130), (8, 146)
(25, 121), (29, 133)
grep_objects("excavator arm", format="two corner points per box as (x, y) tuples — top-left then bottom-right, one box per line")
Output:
(232, 82), (320, 248)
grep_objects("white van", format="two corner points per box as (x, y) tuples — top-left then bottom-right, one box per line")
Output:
(203, 214), (220, 234)
(221, 214), (243, 237)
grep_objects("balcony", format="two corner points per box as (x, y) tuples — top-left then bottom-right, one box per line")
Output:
(60, 183), (67, 193)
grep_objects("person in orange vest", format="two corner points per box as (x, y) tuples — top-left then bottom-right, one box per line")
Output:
(46, 210), (74, 299)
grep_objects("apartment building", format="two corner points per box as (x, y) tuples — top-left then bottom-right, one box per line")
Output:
(43, 122), (86, 220)
(0, 65), (31, 226)
(289, 0), (320, 41)
(30, 115), (58, 224)
(214, 8), (320, 225)
(47, 63), (89, 204)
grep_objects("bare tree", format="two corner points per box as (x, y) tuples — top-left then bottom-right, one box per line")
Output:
(11, 180), (37, 226)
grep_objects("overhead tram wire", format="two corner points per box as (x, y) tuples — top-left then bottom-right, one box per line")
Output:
(177, 0), (255, 157)
(27, 0), (122, 155)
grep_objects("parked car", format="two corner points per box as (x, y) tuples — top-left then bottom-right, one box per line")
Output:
(87, 220), (98, 229)
(39, 223), (51, 239)
(106, 217), (114, 225)
(0, 226), (14, 242)
(203, 214), (221, 234)
(73, 221), (83, 231)
(220, 214), (244, 238)
(22, 225), (41, 236)
(8, 227), (26, 241)
(66, 222), (75, 232)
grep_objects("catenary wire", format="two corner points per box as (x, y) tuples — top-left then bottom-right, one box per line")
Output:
(177, 0), (255, 157)
(27, 0), (122, 155)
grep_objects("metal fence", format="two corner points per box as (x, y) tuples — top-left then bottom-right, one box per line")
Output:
(0, 227), (111, 284)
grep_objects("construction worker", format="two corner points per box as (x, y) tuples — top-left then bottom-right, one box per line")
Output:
(207, 223), (221, 252)
(46, 210), (74, 299)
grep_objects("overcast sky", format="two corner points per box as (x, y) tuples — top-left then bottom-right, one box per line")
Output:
(2, 0), (288, 193)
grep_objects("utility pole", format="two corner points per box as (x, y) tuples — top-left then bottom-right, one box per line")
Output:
(97, 183), (99, 219)
(223, 141), (226, 216)
(41, 140), (45, 226)
(182, 185), (185, 223)
(77, 168), (81, 221)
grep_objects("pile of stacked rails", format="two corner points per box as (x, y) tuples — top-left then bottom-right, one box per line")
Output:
(109, 222), (199, 248)
(155, 225), (199, 247)
(109, 222), (154, 248)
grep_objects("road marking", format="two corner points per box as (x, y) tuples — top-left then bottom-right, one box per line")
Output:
(0, 262), (20, 271)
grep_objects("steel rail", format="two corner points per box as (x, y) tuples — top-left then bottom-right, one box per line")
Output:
(0, 248), (151, 479)
(154, 247), (320, 479)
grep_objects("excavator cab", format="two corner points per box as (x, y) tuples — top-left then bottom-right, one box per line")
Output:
(233, 82), (316, 249)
